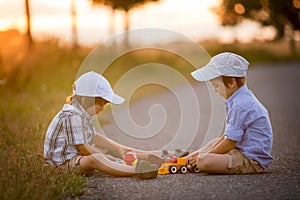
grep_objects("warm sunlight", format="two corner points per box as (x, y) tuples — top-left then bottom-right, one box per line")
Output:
(1, 1), (300, 199)
(0, 0), (275, 45)
(0, 20), (11, 31)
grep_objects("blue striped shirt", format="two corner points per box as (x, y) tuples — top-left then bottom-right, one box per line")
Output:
(225, 85), (273, 169)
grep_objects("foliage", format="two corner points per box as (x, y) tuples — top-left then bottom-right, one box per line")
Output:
(90, 0), (160, 45)
(213, 0), (300, 40)
(91, 0), (159, 11)
(201, 39), (300, 62)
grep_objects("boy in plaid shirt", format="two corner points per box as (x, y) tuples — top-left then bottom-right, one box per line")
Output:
(44, 71), (163, 179)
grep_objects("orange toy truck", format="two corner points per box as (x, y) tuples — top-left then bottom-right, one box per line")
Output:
(158, 157), (200, 175)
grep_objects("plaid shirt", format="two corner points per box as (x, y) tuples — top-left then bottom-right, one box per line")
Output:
(44, 100), (95, 167)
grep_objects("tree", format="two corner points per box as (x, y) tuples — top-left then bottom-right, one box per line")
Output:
(71, 0), (78, 48)
(90, 0), (160, 46)
(25, 0), (33, 48)
(213, 0), (300, 42)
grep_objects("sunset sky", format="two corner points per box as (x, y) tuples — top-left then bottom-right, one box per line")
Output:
(0, 0), (276, 46)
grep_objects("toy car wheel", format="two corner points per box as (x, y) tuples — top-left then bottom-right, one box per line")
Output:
(187, 165), (194, 172)
(169, 166), (177, 174)
(193, 167), (200, 173)
(180, 166), (187, 174)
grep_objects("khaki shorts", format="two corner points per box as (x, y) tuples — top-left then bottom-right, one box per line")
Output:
(57, 155), (94, 176)
(225, 149), (264, 174)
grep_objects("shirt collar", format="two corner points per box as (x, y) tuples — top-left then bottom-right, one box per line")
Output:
(226, 85), (248, 107)
(72, 99), (93, 120)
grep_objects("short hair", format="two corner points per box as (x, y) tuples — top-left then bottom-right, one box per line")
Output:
(66, 95), (107, 109)
(221, 76), (245, 89)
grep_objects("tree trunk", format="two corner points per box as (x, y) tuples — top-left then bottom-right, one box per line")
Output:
(109, 8), (116, 45)
(289, 28), (296, 55)
(25, 0), (33, 49)
(124, 10), (130, 47)
(124, 10), (130, 32)
(71, 0), (78, 49)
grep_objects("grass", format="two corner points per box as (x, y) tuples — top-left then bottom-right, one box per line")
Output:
(0, 31), (299, 199)
(0, 38), (88, 200)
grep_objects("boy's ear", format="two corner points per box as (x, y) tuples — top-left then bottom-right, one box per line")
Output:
(229, 78), (237, 89)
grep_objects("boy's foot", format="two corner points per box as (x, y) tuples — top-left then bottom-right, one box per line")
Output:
(161, 150), (169, 159)
(135, 160), (158, 179)
(136, 153), (165, 167)
(174, 149), (189, 158)
(161, 149), (189, 159)
(148, 154), (165, 167)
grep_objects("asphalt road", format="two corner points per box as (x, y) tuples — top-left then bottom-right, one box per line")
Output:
(72, 61), (300, 200)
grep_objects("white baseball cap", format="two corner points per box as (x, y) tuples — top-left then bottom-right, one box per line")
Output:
(191, 52), (249, 81)
(73, 71), (125, 104)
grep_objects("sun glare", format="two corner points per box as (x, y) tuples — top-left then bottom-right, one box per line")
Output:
(0, 0), (276, 45)
(293, 0), (300, 9)
(0, 20), (10, 31)
(234, 3), (245, 15)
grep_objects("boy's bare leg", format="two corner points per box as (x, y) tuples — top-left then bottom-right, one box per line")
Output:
(196, 153), (228, 174)
(79, 153), (136, 177)
(93, 134), (164, 162)
(93, 133), (189, 166)
(79, 153), (160, 178)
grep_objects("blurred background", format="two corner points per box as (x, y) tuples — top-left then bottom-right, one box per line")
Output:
(1, 0), (300, 89)
(1, 0), (300, 46)
(0, 0), (300, 199)
(1, 0), (300, 81)
(0, 0), (300, 46)
(0, 0), (284, 45)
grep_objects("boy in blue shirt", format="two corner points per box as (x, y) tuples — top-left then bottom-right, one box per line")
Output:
(188, 52), (273, 174)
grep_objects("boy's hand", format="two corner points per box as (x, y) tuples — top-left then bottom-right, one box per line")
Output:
(187, 151), (199, 168)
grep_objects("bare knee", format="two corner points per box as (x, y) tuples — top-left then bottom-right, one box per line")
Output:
(80, 154), (105, 170)
(87, 155), (98, 165)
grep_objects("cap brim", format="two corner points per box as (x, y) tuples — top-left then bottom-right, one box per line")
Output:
(191, 67), (220, 81)
(109, 93), (125, 105)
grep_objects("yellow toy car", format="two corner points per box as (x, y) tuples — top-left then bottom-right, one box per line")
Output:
(158, 157), (201, 175)
(158, 157), (188, 175)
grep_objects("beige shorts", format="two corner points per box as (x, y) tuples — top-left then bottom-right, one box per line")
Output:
(57, 155), (94, 176)
(225, 149), (264, 174)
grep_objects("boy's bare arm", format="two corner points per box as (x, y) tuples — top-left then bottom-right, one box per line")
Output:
(76, 144), (102, 156)
(197, 135), (226, 154)
(208, 137), (236, 154)
(92, 133), (114, 147)
(187, 135), (226, 159)
(92, 133), (133, 158)
(210, 135), (226, 150)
